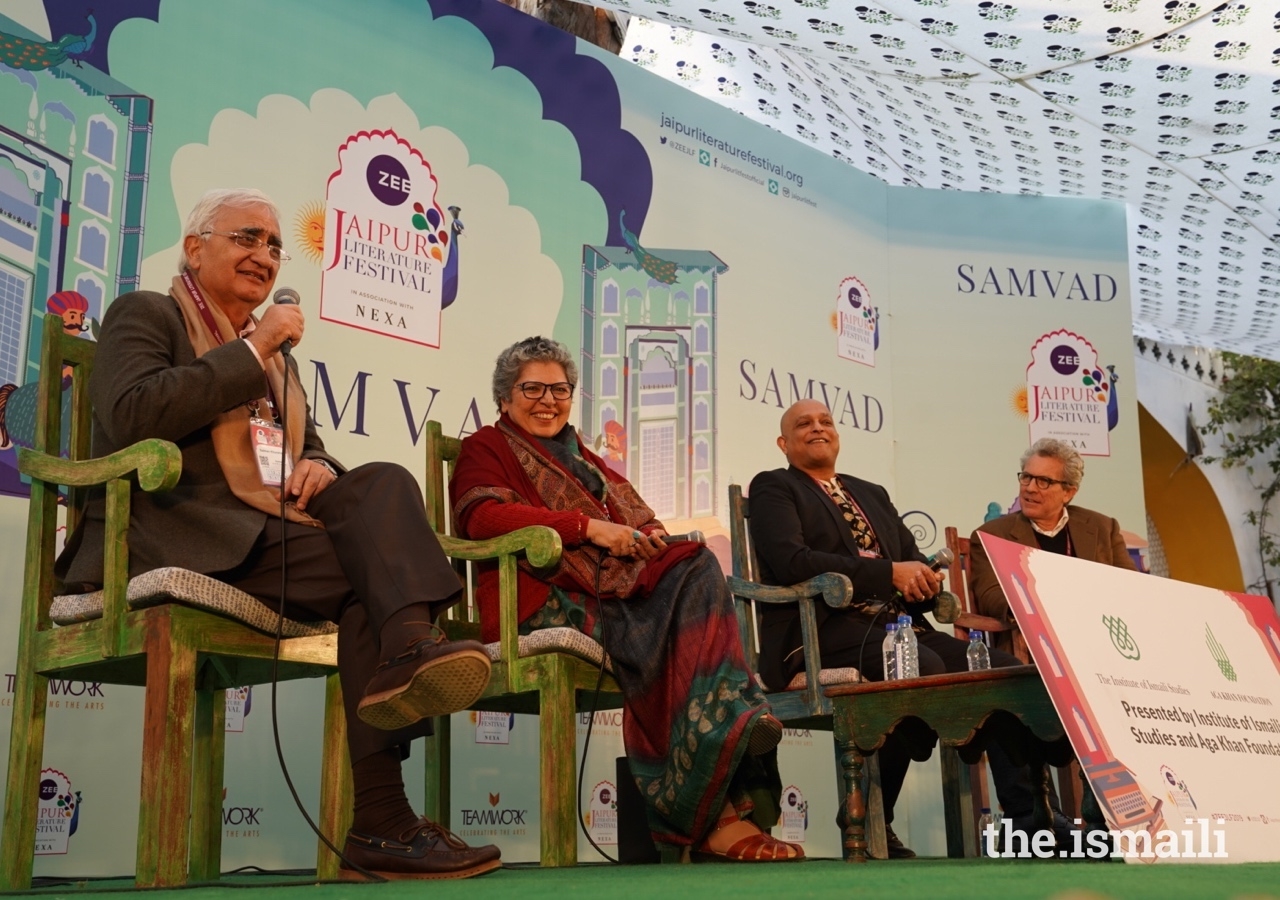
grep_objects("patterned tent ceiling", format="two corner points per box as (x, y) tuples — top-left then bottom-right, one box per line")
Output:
(599, 0), (1280, 360)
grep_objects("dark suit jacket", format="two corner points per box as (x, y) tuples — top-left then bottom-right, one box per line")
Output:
(59, 291), (342, 586)
(968, 505), (1136, 655)
(747, 465), (930, 690)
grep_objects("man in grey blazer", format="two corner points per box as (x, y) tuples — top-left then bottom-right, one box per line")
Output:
(56, 188), (499, 880)
(969, 438), (1137, 658)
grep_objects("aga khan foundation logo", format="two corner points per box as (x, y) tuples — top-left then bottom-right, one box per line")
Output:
(1205, 624), (1237, 681)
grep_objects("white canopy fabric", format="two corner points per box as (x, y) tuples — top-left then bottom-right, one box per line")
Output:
(603, 1), (1280, 359)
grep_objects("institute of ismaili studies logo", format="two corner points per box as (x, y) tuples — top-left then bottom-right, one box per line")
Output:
(35, 769), (81, 855)
(779, 785), (807, 843)
(1102, 614), (1140, 661)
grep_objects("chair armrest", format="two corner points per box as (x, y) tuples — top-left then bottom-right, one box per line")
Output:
(954, 612), (1014, 633)
(436, 526), (562, 569)
(727, 572), (853, 715)
(436, 526), (563, 689)
(726, 572), (853, 609)
(18, 439), (182, 492)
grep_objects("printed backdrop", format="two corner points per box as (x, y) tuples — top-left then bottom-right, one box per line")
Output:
(0, 0), (1141, 870)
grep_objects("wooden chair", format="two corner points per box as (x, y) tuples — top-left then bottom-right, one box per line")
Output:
(725, 484), (899, 858)
(943, 526), (1082, 821)
(1, 314), (351, 890)
(420, 420), (623, 868)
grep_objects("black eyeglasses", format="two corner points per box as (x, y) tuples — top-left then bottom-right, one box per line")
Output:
(515, 381), (574, 400)
(1016, 471), (1073, 490)
(202, 230), (291, 263)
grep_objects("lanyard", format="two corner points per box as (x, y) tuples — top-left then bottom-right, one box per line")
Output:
(181, 269), (279, 420)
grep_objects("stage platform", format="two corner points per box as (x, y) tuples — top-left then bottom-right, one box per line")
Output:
(16, 859), (1280, 899)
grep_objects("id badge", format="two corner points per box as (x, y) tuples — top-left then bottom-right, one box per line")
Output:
(250, 417), (292, 487)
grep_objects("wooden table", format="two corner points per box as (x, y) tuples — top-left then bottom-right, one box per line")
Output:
(826, 665), (1097, 861)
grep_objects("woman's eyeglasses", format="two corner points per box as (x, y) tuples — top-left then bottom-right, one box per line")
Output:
(515, 381), (575, 400)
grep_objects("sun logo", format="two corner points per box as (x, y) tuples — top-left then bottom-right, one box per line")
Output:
(829, 311), (839, 331)
(1010, 385), (1028, 418)
(294, 202), (326, 263)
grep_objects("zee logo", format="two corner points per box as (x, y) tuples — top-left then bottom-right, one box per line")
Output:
(366, 154), (411, 206)
(1050, 345), (1080, 375)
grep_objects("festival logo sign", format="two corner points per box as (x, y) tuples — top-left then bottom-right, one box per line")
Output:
(472, 710), (515, 745)
(225, 686), (252, 732)
(321, 129), (461, 347)
(35, 769), (80, 855)
(586, 781), (618, 846)
(779, 785), (807, 843)
(1025, 330), (1112, 457)
(835, 276), (878, 367)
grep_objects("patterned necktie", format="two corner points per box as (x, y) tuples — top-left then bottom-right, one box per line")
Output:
(822, 478), (880, 555)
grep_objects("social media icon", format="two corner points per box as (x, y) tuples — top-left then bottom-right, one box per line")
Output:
(699, 150), (711, 165)
(768, 179), (779, 194)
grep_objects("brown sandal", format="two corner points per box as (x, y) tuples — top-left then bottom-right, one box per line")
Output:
(693, 813), (805, 862)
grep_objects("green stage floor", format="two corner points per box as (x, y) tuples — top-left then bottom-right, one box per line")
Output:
(12, 859), (1280, 900)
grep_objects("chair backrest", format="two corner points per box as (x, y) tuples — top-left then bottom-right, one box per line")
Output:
(423, 419), (479, 629)
(24, 313), (96, 625)
(943, 526), (975, 639)
(726, 484), (762, 675)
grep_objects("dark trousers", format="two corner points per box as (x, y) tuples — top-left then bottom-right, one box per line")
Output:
(216, 462), (463, 763)
(815, 614), (1034, 823)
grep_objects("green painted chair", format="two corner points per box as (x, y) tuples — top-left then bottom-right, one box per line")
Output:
(421, 420), (624, 868)
(1, 313), (351, 889)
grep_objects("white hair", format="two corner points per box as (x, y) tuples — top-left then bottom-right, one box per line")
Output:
(1022, 438), (1084, 487)
(177, 188), (281, 272)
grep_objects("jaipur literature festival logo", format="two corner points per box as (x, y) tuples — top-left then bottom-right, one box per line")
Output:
(320, 129), (461, 349)
(834, 276), (878, 368)
(1025, 329), (1114, 457)
(779, 785), (807, 843)
(35, 769), (81, 855)
(225, 686), (252, 732)
(587, 781), (618, 847)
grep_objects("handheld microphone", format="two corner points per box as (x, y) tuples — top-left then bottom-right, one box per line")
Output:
(273, 287), (300, 354)
(928, 547), (955, 571)
(660, 531), (706, 544)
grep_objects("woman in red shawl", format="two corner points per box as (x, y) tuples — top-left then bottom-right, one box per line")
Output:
(451, 336), (798, 862)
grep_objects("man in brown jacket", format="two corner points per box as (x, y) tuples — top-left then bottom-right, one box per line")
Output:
(969, 437), (1137, 659)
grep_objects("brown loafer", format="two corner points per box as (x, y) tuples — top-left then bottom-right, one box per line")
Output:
(340, 818), (501, 880)
(746, 713), (783, 756)
(883, 825), (917, 860)
(357, 628), (491, 730)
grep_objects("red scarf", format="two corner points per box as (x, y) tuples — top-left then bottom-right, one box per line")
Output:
(451, 415), (699, 640)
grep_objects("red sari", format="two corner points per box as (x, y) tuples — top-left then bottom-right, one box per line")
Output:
(450, 416), (779, 846)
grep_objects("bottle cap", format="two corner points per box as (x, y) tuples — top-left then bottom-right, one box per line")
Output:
(970, 630), (984, 640)
(885, 622), (897, 631)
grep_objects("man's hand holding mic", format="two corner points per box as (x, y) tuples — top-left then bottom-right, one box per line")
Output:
(890, 547), (954, 603)
(248, 288), (304, 358)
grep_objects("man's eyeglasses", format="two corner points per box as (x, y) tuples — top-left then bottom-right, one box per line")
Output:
(202, 230), (291, 264)
(515, 381), (574, 401)
(1016, 471), (1073, 490)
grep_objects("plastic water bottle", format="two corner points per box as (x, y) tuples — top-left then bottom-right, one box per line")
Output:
(967, 630), (991, 671)
(894, 614), (919, 679)
(977, 807), (1001, 856)
(881, 622), (899, 681)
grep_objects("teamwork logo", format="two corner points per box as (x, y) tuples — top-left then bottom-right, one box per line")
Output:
(835, 276), (878, 367)
(35, 769), (80, 855)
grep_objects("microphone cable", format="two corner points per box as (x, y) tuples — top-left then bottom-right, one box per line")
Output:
(267, 337), (383, 882)
(575, 542), (620, 864)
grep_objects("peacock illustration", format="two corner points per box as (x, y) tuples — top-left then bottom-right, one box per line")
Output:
(619, 209), (679, 285)
(1105, 364), (1120, 431)
(0, 11), (97, 71)
(410, 202), (464, 309)
(441, 205), (464, 309)
(0, 292), (92, 452)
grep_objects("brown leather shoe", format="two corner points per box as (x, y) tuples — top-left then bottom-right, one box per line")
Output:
(340, 818), (501, 880)
(746, 713), (783, 756)
(357, 627), (491, 731)
(884, 825), (917, 860)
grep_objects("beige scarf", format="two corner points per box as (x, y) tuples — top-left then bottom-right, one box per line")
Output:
(170, 273), (320, 527)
